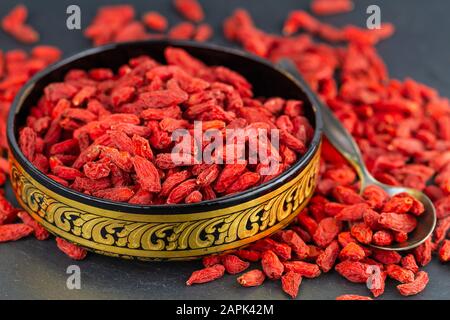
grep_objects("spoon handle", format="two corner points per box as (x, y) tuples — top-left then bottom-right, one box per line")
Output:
(277, 59), (373, 183)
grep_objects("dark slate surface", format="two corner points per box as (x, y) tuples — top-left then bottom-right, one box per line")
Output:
(0, 0), (449, 300)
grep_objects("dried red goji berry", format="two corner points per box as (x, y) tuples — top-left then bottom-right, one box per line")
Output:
(281, 271), (302, 299)
(237, 269), (265, 287)
(316, 240), (339, 272)
(386, 264), (415, 283)
(222, 254), (250, 275)
(174, 0), (204, 22)
(350, 223), (373, 244)
(313, 217), (341, 247)
(396, 271), (429, 296)
(283, 261), (321, 278)
(438, 240), (450, 262)
(235, 249), (261, 262)
(142, 11), (168, 32)
(335, 261), (369, 283)
(339, 242), (366, 261)
(186, 264), (225, 286)
(336, 294), (372, 300)
(202, 255), (222, 268)
(311, 0), (354, 16)
(132, 156), (161, 193)
(280, 230), (310, 260)
(56, 237), (87, 260)
(378, 212), (417, 233)
(17, 211), (49, 241)
(261, 250), (284, 280)
(0, 224), (33, 242)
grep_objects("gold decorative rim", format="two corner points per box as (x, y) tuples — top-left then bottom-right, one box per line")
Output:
(9, 146), (320, 261)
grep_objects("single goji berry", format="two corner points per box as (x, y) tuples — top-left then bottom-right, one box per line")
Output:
(281, 271), (302, 299)
(222, 254), (250, 275)
(396, 271), (429, 296)
(56, 237), (87, 260)
(237, 269), (265, 287)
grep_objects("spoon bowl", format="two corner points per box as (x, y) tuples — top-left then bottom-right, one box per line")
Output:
(278, 59), (437, 251)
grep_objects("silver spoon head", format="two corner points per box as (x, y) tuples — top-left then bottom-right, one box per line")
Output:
(367, 184), (437, 251)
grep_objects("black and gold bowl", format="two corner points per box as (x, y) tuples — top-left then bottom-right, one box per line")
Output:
(7, 41), (323, 261)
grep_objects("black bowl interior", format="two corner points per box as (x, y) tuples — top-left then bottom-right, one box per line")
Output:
(8, 40), (322, 214)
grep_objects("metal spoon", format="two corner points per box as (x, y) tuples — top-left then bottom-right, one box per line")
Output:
(277, 59), (436, 251)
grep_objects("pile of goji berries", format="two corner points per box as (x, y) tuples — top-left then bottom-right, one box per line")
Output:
(1, 1), (449, 300)
(186, 5), (449, 299)
(18, 46), (310, 204)
(85, 1), (213, 45)
(1, 4), (39, 44)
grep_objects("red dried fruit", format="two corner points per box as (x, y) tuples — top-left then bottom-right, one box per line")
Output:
(311, 0), (354, 16)
(438, 240), (450, 262)
(372, 249), (401, 265)
(350, 223), (373, 244)
(280, 230), (310, 260)
(196, 164), (220, 187)
(313, 217), (341, 247)
(186, 264), (225, 286)
(281, 271), (302, 299)
(339, 242), (365, 261)
(168, 22), (196, 40)
(336, 294), (372, 300)
(316, 240), (340, 272)
(383, 194), (414, 214)
(369, 270), (387, 298)
(283, 261), (321, 278)
(237, 269), (265, 287)
(261, 250), (284, 280)
(386, 264), (415, 283)
(56, 237), (87, 260)
(335, 261), (369, 283)
(17, 211), (49, 241)
(0, 224), (33, 242)
(222, 254), (250, 274)
(414, 238), (433, 266)
(372, 230), (394, 246)
(401, 254), (419, 274)
(378, 212), (417, 233)
(83, 162), (110, 180)
(93, 187), (134, 202)
(142, 11), (167, 32)
(19, 127), (36, 161)
(132, 156), (161, 193)
(396, 271), (429, 296)
(236, 249), (261, 262)
(174, 0), (204, 22)
(194, 24), (213, 42)
(31, 46), (62, 64)
(2, 5), (39, 44)
(362, 185), (389, 209)
(185, 190), (203, 203)
(202, 255), (222, 268)
(213, 163), (248, 193)
(128, 188), (152, 205)
(335, 203), (370, 221)
(332, 185), (365, 205)
(167, 179), (198, 204)
(161, 170), (191, 197)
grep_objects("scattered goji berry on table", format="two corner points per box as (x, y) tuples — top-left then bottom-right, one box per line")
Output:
(237, 269), (265, 287)
(186, 264), (225, 285)
(55, 237), (87, 260)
